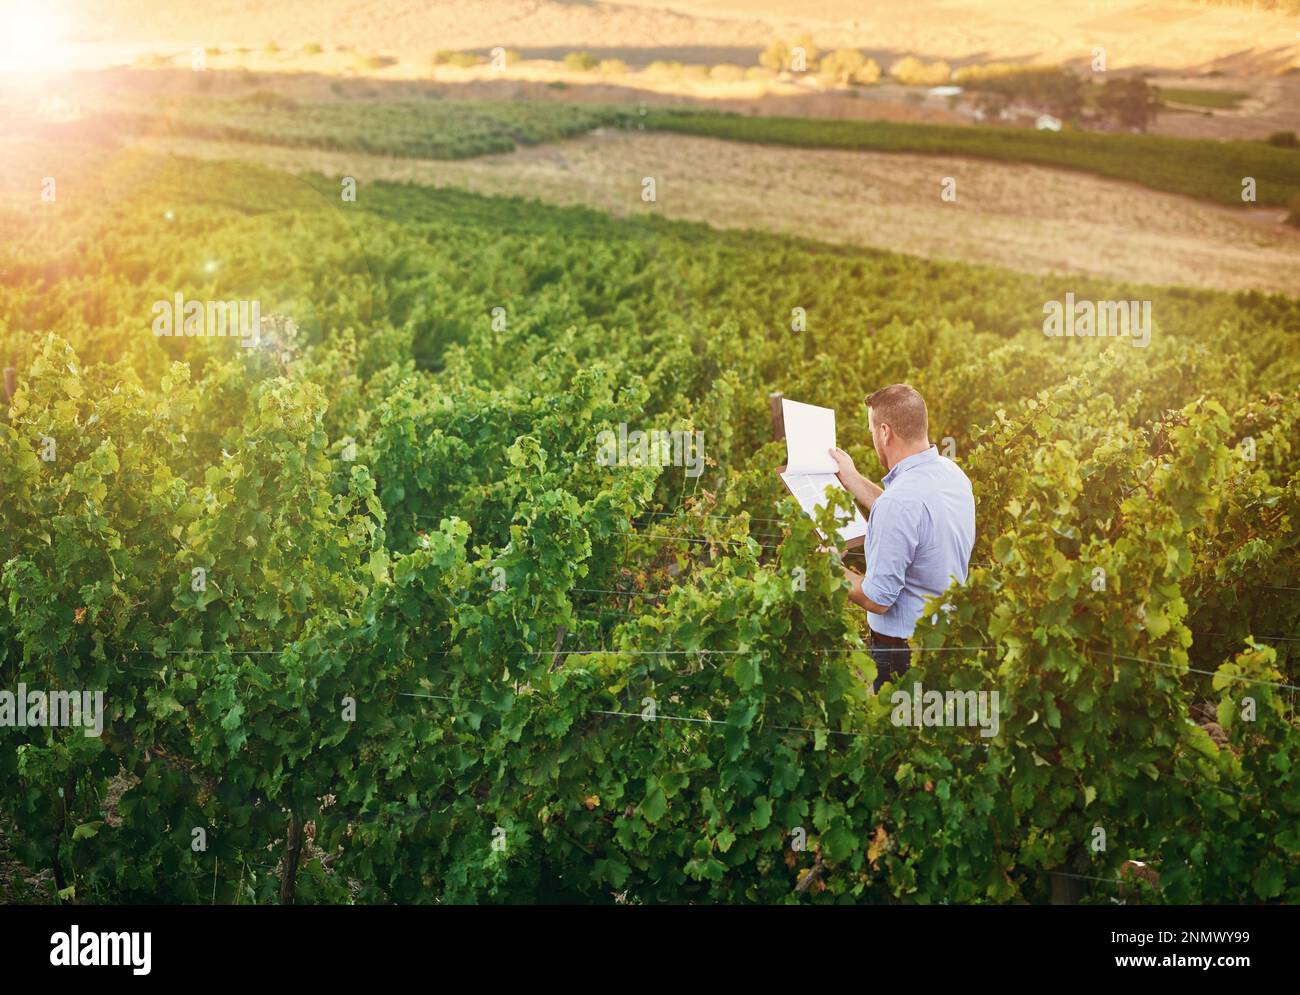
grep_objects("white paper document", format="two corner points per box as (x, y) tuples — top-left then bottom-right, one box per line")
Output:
(781, 399), (838, 474)
(778, 399), (868, 544)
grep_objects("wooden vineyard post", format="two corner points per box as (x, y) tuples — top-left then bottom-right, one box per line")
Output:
(1049, 870), (1084, 905)
(280, 810), (304, 905)
(769, 391), (785, 442)
(3, 366), (15, 402)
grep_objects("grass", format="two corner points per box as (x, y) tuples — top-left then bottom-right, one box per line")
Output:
(102, 97), (631, 160)
(92, 94), (1300, 209)
(1159, 87), (1249, 109)
(636, 108), (1300, 207)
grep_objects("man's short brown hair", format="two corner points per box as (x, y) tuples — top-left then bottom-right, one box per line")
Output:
(866, 384), (929, 443)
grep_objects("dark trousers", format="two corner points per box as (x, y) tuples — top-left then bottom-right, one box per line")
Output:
(869, 630), (912, 694)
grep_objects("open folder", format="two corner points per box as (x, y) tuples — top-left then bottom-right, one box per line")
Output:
(776, 399), (868, 547)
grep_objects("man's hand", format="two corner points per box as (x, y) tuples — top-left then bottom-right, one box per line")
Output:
(828, 446), (857, 478)
(829, 447), (883, 512)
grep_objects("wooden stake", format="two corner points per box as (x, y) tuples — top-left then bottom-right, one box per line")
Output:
(1049, 870), (1084, 904)
(279, 810), (303, 906)
(769, 391), (785, 442)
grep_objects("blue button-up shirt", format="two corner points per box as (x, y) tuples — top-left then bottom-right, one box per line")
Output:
(862, 446), (975, 639)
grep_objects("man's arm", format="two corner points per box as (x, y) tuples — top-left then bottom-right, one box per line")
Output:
(828, 447), (883, 513)
(842, 564), (891, 614)
(856, 497), (919, 617)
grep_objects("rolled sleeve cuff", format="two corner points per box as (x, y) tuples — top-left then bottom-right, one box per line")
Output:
(861, 576), (899, 609)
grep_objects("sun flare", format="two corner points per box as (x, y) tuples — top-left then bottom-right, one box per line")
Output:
(0, 2), (71, 73)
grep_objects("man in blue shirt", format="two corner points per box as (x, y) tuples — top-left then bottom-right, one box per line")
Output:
(827, 384), (975, 693)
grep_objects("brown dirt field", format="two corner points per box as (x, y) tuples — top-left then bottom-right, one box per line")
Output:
(126, 128), (1300, 296)
(1149, 74), (1300, 139)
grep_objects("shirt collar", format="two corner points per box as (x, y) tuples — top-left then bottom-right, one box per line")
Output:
(882, 445), (938, 487)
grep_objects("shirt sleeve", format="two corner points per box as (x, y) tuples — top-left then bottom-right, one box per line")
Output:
(862, 496), (921, 609)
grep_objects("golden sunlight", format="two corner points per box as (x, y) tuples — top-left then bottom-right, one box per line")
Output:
(0, 1), (72, 73)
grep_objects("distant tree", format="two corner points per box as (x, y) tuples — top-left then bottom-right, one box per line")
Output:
(1266, 130), (1297, 148)
(954, 61), (1023, 84)
(759, 35), (820, 72)
(965, 67), (1083, 121)
(788, 33), (820, 70)
(889, 56), (952, 86)
(599, 58), (628, 75)
(888, 55), (923, 83)
(1031, 70), (1084, 120)
(563, 51), (598, 72)
(854, 58), (882, 84)
(818, 49), (882, 85)
(759, 40), (789, 72)
(1098, 76), (1159, 132)
(819, 49), (865, 84)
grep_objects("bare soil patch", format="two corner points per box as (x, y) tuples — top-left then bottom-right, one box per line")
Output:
(131, 128), (1300, 295)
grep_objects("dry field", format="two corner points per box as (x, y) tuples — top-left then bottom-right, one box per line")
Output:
(1148, 73), (1300, 139)
(30, 1), (1300, 140)
(58, 0), (1300, 74)
(125, 128), (1300, 295)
